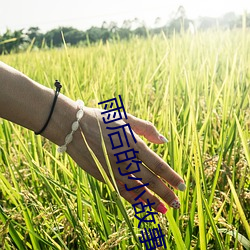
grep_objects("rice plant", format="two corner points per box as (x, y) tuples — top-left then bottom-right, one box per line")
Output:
(0, 29), (249, 249)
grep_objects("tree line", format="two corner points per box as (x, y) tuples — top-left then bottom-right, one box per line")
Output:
(1, 10), (249, 54)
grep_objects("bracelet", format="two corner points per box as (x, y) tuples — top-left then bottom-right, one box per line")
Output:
(57, 100), (85, 153)
(35, 80), (62, 135)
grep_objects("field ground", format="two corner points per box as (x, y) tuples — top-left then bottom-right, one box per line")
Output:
(0, 30), (250, 249)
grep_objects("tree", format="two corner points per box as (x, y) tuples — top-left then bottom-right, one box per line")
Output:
(27, 27), (43, 47)
(45, 27), (85, 47)
(122, 19), (132, 30)
(0, 29), (29, 54)
(219, 12), (237, 29)
(154, 17), (162, 28)
(168, 5), (194, 34)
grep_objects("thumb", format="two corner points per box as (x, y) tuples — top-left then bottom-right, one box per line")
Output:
(124, 114), (168, 144)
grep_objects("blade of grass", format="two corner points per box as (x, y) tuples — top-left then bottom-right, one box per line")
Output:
(0, 206), (26, 250)
(227, 177), (250, 240)
(165, 211), (187, 250)
(218, 229), (250, 250)
(79, 125), (141, 248)
(201, 193), (224, 250)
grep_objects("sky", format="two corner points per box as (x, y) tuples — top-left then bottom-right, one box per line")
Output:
(0, 0), (249, 34)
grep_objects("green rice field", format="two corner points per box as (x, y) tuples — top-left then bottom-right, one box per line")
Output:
(0, 29), (250, 249)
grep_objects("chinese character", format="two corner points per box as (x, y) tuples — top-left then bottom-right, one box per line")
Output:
(98, 95), (127, 124)
(107, 123), (137, 150)
(125, 182), (149, 201)
(118, 160), (142, 176)
(139, 224), (167, 250)
(133, 199), (155, 214)
(114, 148), (139, 164)
(133, 199), (157, 228)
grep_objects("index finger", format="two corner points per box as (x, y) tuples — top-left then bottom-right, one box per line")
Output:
(123, 114), (168, 144)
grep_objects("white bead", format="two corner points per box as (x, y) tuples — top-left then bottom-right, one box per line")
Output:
(76, 109), (84, 120)
(65, 133), (73, 144)
(57, 99), (84, 154)
(76, 100), (84, 108)
(72, 121), (79, 131)
(57, 145), (67, 153)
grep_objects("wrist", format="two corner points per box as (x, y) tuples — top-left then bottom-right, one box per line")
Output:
(42, 93), (79, 146)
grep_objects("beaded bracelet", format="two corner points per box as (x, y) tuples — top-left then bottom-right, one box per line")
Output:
(57, 100), (85, 153)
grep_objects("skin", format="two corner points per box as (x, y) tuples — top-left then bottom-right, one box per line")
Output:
(0, 61), (185, 213)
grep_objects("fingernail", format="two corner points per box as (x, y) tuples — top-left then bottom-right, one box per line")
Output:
(156, 203), (168, 214)
(177, 182), (186, 191)
(170, 199), (180, 209)
(158, 134), (168, 143)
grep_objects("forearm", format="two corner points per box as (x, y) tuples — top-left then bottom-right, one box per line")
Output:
(0, 61), (77, 145)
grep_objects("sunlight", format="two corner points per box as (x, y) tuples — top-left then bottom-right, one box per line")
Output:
(0, 0), (249, 33)
(184, 0), (248, 18)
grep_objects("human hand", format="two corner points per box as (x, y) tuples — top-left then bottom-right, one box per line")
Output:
(66, 107), (186, 214)
(0, 62), (185, 214)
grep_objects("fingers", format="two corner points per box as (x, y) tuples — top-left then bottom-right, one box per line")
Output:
(137, 143), (186, 192)
(117, 160), (182, 210)
(121, 113), (185, 210)
(116, 179), (168, 214)
(123, 114), (168, 144)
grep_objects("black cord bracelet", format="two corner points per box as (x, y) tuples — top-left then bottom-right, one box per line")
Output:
(35, 80), (62, 135)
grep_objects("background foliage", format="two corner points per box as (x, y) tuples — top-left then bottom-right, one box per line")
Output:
(1, 10), (250, 54)
(0, 21), (250, 250)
